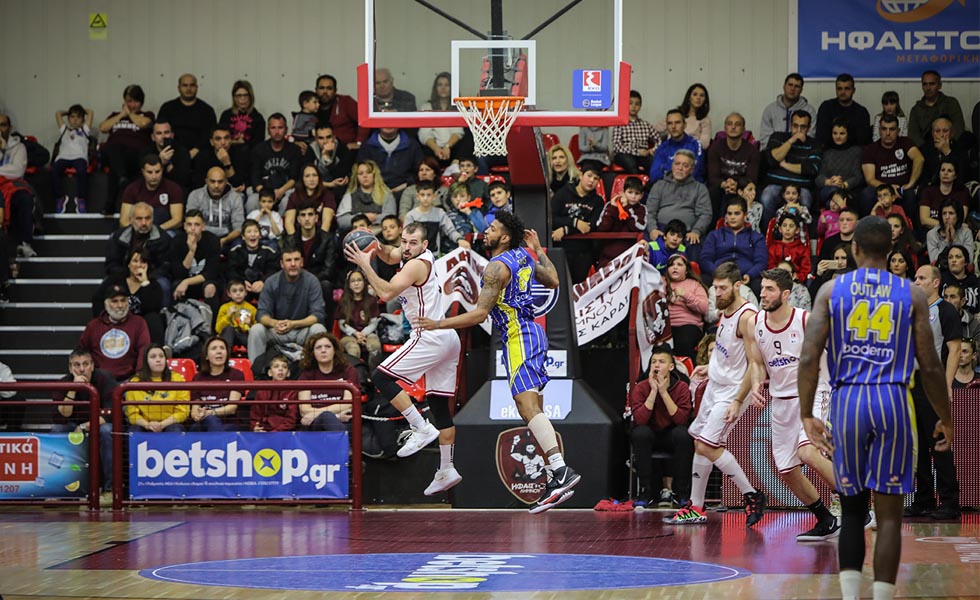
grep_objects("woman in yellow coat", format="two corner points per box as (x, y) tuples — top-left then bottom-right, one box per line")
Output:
(125, 344), (190, 432)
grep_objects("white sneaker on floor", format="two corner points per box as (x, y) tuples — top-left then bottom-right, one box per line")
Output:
(424, 467), (462, 495)
(17, 242), (37, 258)
(865, 509), (877, 530)
(396, 422), (440, 458)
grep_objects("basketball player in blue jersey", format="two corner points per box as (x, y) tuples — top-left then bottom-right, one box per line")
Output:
(799, 217), (953, 600)
(419, 211), (581, 513)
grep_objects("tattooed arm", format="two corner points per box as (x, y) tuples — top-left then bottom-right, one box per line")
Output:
(525, 228), (559, 289)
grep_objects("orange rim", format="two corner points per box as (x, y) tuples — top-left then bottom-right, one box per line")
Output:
(454, 96), (525, 110)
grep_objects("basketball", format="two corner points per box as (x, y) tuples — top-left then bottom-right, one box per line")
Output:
(343, 228), (381, 259)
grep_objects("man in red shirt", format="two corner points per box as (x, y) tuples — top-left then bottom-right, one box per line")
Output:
(629, 345), (693, 508)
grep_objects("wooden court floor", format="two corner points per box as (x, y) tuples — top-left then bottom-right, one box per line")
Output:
(0, 506), (977, 600)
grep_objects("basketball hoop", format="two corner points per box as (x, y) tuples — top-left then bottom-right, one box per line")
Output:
(454, 96), (525, 156)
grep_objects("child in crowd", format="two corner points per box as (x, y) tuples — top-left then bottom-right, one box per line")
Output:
(768, 214), (811, 281)
(737, 178), (762, 232)
(456, 156), (488, 202)
(817, 189), (849, 244)
(350, 213), (371, 230)
(872, 90), (907, 141)
(484, 180), (514, 225)
(215, 279), (257, 350)
(664, 253), (708, 359)
(250, 355), (299, 432)
(887, 214), (922, 268)
(769, 184), (810, 244)
(596, 176), (647, 267)
(648, 219), (687, 272)
(227, 219), (280, 302)
(403, 180), (468, 255)
(336, 269), (382, 370)
(871, 184), (909, 221)
(577, 126), (612, 167)
(290, 90), (319, 144)
(246, 188), (284, 248)
(52, 104), (94, 213)
(446, 181), (489, 240)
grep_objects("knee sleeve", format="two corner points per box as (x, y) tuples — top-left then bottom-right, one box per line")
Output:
(372, 369), (404, 401)
(426, 394), (454, 430)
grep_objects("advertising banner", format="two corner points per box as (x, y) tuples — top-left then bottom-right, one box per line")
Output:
(129, 432), (348, 499)
(796, 0), (980, 79)
(0, 432), (89, 498)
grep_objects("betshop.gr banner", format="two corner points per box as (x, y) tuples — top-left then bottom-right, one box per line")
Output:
(130, 432), (348, 499)
(0, 432), (89, 498)
(796, 0), (980, 79)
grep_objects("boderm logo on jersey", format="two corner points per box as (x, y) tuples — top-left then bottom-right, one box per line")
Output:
(495, 428), (564, 503)
(130, 432), (348, 499)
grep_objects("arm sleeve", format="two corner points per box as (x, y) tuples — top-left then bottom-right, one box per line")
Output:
(670, 381), (692, 425)
(628, 381), (652, 426)
(692, 186), (712, 236)
(699, 232), (718, 274)
(551, 194), (573, 231)
(336, 193), (353, 231)
(750, 234), (769, 277)
(306, 276), (326, 323)
(230, 195), (245, 233)
(800, 146), (822, 178)
(0, 144), (27, 178)
(215, 303), (232, 334)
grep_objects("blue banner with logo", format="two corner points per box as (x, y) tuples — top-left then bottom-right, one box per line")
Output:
(129, 432), (348, 499)
(0, 433), (89, 499)
(797, 0), (980, 79)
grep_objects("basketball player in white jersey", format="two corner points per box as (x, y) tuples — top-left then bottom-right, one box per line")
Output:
(735, 268), (840, 541)
(666, 261), (768, 526)
(345, 222), (463, 495)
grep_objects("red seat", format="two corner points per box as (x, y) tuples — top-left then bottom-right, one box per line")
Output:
(228, 358), (254, 381)
(541, 133), (560, 151)
(478, 174), (506, 185)
(676, 356), (695, 377)
(569, 134), (582, 163)
(168, 358), (197, 381)
(609, 174), (649, 200)
(595, 179), (607, 202)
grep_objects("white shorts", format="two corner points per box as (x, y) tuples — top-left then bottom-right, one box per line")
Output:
(377, 329), (461, 397)
(688, 380), (749, 447)
(770, 389), (830, 472)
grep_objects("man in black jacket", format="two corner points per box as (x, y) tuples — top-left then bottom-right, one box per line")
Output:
(290, 204), (338, 328)
(105, 202), (172, 298)
(169, 209), (222, 312)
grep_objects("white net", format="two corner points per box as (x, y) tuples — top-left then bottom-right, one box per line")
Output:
(454, 96), (525, 156)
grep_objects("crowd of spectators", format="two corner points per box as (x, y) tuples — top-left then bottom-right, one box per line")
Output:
(1, 66), (978, 510)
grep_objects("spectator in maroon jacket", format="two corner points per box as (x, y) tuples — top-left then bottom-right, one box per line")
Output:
(188, 337), (245, 431)
(628, 346), (694, 508)
(595, 175), (647, 268)
(251, 355), (299, 432)
(78, 283), (151, 381)
(315, 74), (368, 150)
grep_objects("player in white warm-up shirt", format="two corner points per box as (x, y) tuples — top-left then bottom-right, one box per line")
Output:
(665, 261), (767, 527)
(739, 268), (840, 542)
(346, 222), (463, 496)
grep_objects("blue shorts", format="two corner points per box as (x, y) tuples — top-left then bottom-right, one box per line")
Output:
(502, 321), (549, 396)
(830, 384), (916, 496)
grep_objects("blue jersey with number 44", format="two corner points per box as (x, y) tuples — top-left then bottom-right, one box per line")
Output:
(827, 268), (915, 387)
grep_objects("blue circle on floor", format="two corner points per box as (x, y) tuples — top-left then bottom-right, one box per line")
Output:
(140, 553), (749, 592)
